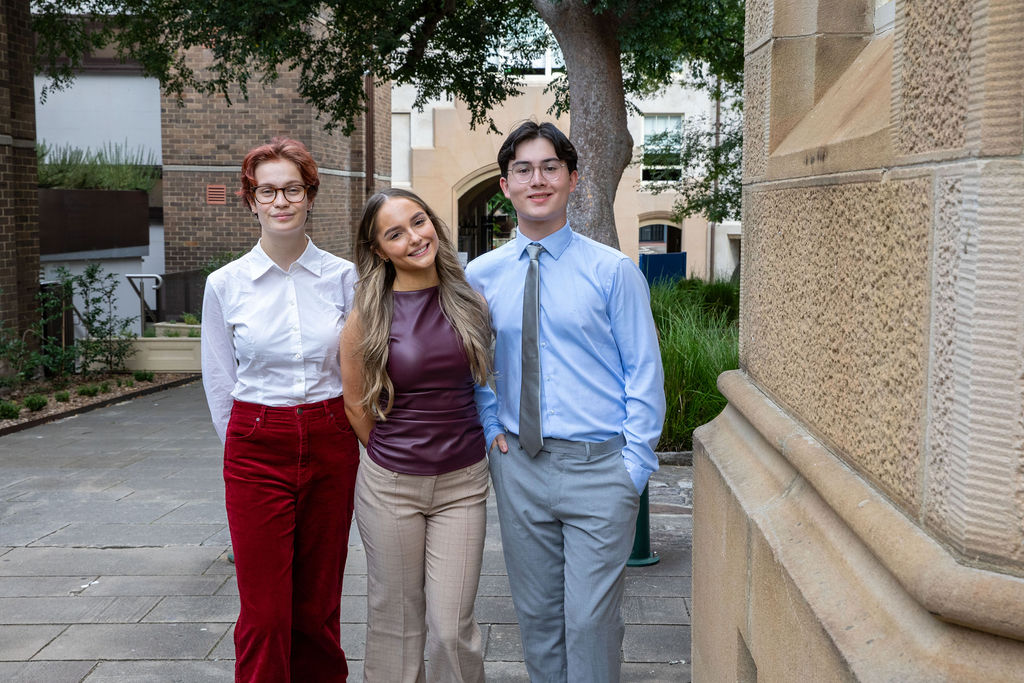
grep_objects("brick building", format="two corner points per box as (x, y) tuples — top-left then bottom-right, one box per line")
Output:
(161, 50), (390, 276)
(0, 0), (39, 335)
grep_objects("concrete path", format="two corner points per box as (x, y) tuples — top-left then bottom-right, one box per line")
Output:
(0, 381), (692, 682)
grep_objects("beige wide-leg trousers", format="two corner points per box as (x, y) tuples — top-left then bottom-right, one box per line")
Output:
(355, 453), (489, 683)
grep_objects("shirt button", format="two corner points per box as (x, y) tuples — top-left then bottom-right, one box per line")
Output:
(294, 353), (301, 360)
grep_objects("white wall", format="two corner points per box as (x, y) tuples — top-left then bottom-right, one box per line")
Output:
(41, 256), (150, 339)
(34, 73), (162, 162)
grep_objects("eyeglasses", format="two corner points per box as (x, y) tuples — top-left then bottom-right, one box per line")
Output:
(508, 161), (567, 184)
(253, 185), (308, 204)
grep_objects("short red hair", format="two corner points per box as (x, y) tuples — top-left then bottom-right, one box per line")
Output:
(237, 137), (319, 207)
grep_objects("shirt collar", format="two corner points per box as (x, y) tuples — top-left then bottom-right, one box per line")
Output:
(248, 237), (321, 280)
(515, 222), (573, 261)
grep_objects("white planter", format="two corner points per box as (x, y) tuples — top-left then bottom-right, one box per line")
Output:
(153, 322), (201, 338)
(127, 337), (201, 372)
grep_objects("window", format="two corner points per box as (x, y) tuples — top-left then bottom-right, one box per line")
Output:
(642, 115), (683, 182)
(639, 224), (667, 242)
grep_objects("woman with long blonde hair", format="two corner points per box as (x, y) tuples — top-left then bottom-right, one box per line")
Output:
(340, 188), (492, 682)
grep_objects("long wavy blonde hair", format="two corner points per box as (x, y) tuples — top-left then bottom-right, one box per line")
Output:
(353, 188), (493, 421)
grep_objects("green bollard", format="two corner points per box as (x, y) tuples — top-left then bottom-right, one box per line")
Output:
(627, 484), (660, 566)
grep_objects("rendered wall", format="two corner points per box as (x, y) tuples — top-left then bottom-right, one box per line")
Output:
(391, 81), (711, 270)
(693, 0), (1024, 679)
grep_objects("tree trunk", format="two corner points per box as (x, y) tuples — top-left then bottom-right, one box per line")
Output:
(533, 0), (632, 249)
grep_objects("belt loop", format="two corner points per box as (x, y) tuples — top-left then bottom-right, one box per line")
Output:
(585, 442), (592, 461)
(257, 404), (266, 424)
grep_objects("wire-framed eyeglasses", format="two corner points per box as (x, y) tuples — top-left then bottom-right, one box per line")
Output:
(253, 185), (308, 204)
(508, 161), (567, 184)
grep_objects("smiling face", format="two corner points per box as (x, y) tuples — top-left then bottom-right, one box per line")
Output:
(248, 158), (311, 241)
(372, 196), (440, 289)
(500, 136), (578, 241)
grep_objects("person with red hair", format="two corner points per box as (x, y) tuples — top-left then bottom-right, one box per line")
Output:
(201, 137), (359, 681)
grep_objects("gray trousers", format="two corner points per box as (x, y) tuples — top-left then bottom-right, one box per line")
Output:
(489, 433), (640, 683)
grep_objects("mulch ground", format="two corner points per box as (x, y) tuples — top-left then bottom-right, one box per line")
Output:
(0, 372), (200, 437)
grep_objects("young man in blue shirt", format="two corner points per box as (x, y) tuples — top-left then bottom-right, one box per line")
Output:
(466, 121), (665, 683)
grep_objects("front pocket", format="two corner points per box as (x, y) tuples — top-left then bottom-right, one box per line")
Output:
(225, 410), (261, 441)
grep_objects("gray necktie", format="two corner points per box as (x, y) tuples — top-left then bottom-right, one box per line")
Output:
(519, 243), (544, 457)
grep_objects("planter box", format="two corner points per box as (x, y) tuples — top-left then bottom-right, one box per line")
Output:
(153, 322), (201, 338)
(126, 337), (201, 372)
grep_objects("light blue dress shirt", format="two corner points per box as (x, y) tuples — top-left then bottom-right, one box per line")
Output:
(466, 223), (666, 492)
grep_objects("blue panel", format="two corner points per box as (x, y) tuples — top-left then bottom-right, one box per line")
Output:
(639, 252), (687, 285)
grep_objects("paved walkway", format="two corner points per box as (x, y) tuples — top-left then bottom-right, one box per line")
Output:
(0, 381), (692, 682)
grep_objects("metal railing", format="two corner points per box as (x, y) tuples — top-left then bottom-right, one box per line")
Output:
(125, 274), (163, 336)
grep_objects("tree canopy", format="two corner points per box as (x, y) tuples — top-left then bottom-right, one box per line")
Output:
(34, 0), (744, 247)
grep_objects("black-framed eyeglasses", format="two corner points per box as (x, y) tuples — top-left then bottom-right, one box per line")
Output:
(508, 161), (567, 184)
(253, 185), (308, 204)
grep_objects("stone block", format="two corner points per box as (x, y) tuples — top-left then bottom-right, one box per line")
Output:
(0, 624), (65, 660)
(35, 623), (228, 660)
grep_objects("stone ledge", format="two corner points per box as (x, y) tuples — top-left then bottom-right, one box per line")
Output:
(715, 369), (1024, 642)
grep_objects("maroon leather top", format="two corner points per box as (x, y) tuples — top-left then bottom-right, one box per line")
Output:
(367, 286), (486, 475)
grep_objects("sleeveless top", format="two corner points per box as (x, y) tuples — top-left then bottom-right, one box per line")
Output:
(366, 286), (486, 475)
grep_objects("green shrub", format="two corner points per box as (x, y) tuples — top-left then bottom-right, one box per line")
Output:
(124, 378), (134, 388)
(37, 140), (161, 192)
(181, 313), (200, 325)
(142, 326), (156, 338)
(651, 277), (740, 451)
(133, 370), (154, 382)
(77, 385), (99, 397)
(23, 394), (48, 412)
(0, 400), (21, 419)
(164, 330), (181, 337)
(188, 328), (201, 338)
(99, 382), (110, 393)
(55, 390), (70, 402)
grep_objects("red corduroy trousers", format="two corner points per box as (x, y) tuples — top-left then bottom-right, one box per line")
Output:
(223, 396), (359, 683)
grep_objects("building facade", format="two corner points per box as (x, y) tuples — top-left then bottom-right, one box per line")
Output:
(391, 73), (720, 275)
(693, 0), (1024, 679)
(0, 0), (40, 337)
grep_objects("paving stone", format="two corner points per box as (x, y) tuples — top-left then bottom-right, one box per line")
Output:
(621, 661), (692, 682)
(622, 624), (691, 663)
(142, 596), (239, 623)
(625, 574), (691, 598)
(35, 623), (229, 660)
(79, 575), (228, 597)
(341, 595), (367, 623)
(0, 522), (67, 546)
(208, 623), (234, 660)
(82, 659), (234, 682)
(340, 623), (366, 660)
(0, 547), (224, 576)
(340, 574), (365, 596)
(0, 660), (97, 682)
(0, 624), (66, 659)
(484, 624), (523, 661)
(476, 574), (511, 597)
(214, 577), (238, 596)
(473, 596), (518, 624)
(623, 596), (690, 625)
(0, 576), (97, 598)
(482, 660), (530, 682)
(32, 523), (225, 548)
(154, 502), (228, 525)
(0, 596), (158, 624)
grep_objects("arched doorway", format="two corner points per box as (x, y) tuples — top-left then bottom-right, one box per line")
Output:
(453, 165), (514, 261)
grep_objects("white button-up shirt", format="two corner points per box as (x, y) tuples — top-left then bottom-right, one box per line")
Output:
(201, 238), (357, 443)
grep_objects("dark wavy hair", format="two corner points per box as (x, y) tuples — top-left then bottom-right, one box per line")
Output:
(497, 121), (578, 178)
(237, 137), (319, 207)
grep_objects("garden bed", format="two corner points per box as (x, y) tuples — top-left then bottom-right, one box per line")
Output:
(0, 372), (199, 436)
